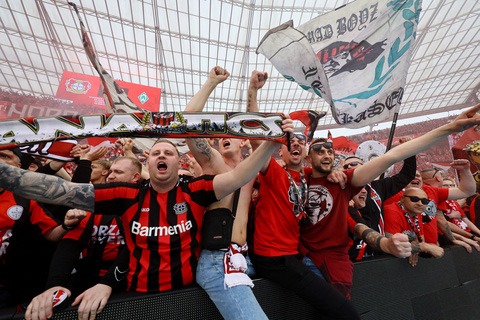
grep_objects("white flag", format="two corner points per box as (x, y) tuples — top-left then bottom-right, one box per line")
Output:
(257, 0), (421, 129)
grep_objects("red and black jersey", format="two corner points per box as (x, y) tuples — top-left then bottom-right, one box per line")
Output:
(92, 177), (217, 293)
(0, 190), (58, 262)
(64, 212), (125, 276)
(0, 190), (59, 303)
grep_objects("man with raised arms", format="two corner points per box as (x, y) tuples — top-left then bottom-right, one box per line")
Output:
(0, 118), (292, 320)
(183, 66), (268, 319)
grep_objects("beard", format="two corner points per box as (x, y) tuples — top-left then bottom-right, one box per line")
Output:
(313, 162), (333, 175)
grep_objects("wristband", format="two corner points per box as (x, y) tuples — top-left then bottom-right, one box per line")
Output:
(61, 221), (76, 231)
(375, 236), (386, 251)
(361, 228), (375, 240)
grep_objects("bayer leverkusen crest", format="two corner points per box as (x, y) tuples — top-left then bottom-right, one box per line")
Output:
(65, 78), (92, 95)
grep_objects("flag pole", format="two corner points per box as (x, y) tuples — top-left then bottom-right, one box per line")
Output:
(385, 112), (398, 152)
(379, 112), (399, 179)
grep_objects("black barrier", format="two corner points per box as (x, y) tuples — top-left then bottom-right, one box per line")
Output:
(2, 246), (480, 320)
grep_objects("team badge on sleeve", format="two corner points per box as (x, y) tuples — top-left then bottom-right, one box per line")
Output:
(7, 205), (23, 220)
(52, 289), (68, 308)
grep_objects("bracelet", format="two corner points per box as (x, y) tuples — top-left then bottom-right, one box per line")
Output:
(361, 228), (375, 240)
(61, 221), (76, 231)
(375, 236), (386, 251)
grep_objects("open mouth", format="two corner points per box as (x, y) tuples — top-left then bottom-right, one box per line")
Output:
(410, 180), (420, 187)
(291, 150), (300, 156)
(157, 162), (167, 171)
(222, 140), (231, 148)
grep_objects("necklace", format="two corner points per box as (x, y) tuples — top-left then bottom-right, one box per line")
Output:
(286, 170), (307, 217)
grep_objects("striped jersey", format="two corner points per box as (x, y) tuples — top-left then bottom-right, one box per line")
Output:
(0, 190), (58, 261)
(93, 176), (217, 292)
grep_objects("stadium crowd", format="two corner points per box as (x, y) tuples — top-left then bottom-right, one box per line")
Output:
(0, 69), (479, 320)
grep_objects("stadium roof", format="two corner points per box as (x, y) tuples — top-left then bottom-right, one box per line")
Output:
(0, 0), (479, 131)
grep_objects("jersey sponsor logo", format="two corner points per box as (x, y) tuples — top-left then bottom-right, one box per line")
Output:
(92, 224), (125, 245)
(141, 208), (150, 212)
(7, 205), (23, 220)
(131, 220), (193, 237)
(306, 185), (333, 224)
(173, 201), (188, 215)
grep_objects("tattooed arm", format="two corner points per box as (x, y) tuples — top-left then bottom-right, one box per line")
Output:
(183, 66), (230, 174)
(185, 138), (227, 175)
(355, 223), (411, 258)
(184, 66), (229, 112)
(0, 162), (95, 211)
(247, 71), (268, 150)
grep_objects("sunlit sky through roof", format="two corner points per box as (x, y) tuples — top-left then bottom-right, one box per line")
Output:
(0, 0), (478, 135)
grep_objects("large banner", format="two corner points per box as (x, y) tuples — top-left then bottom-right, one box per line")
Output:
(55, 70), (104, 107)
(56, 70), (161, 112)
(116, 80), (161, 112)
(257, 0), (421, 129)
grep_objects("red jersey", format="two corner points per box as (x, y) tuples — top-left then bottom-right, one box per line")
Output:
(0, 190), (58, 261)
(421, 185), (449, 244)
(384, 202), (425, 239)
(382, 185), (449, 244)
(300, 170), (362, 255)
(92, 177), (217, 293)
(64, 212), (125, 276)
(252, 158), (310, 257)
(444, 200), (469, 231)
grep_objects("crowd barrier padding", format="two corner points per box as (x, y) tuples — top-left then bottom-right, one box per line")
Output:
(2, 246), (479, 320)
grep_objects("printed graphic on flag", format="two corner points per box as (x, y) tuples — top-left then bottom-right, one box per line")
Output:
(138, 92), (149, 104)
(257, 0), (421, 129)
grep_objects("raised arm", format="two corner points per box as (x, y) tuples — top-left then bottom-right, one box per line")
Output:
(184, 66), (230, 112)
(213, 140), (278, 200)
(247, 70), (268, 150)
(0, 162), (95, 211)
(184, 66), (230, 171)
(352, 104), (480, 187)
(213, 118), (292, 199)
(186, 138), (226, 174)
(247, 70), (268, 113)
(446, 159), (476, 200)
(120, 138), (150, 180)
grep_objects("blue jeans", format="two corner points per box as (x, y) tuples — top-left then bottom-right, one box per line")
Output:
(196, 249), (268, 320)
(303, 256), (325, 279)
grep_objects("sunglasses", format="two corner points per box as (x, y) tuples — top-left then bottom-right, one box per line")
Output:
(309, 142), (333, 154)
(292, 133), (306, 141)
(404, 195), (430, 205)
(422, 168), (443, 179)
(343, 161), (363, 170)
